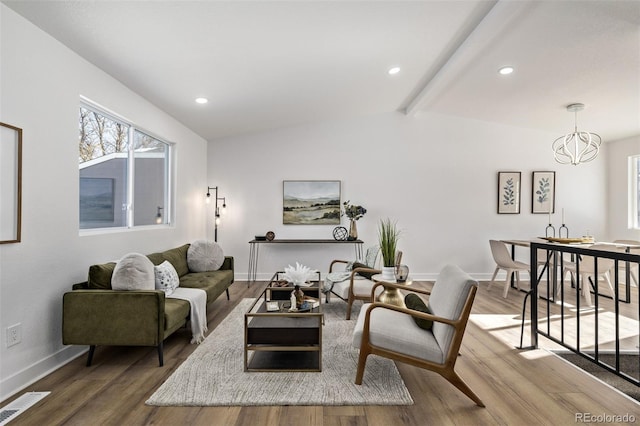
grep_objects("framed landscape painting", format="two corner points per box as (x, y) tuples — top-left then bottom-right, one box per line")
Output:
(0, 122), (22, 243)
(532, 171), (555, 214)
(497, 171), (521, 214)
(283, 180), (341, 225)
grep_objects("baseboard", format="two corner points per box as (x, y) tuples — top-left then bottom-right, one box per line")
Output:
(0, 345), (87, 403)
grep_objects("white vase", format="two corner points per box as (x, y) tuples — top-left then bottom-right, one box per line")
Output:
(381, 266), (395, 281)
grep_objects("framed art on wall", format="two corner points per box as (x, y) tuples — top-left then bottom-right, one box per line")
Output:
(0, 122), (22, 244)
(497, 171), (521, 214)
(283, 180), (341, 224)
(532, 171), (555, 214)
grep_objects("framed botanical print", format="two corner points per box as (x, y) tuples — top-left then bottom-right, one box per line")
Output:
(532, 171), (555, 214)
(497, 172), (521, 214)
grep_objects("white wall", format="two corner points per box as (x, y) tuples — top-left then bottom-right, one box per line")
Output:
(208, 111), (607, 281)
(0, 6), (208, 400)
(607, 135), (640, 241)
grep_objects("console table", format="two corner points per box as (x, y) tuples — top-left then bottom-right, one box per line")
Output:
(247, 239), (364, 284)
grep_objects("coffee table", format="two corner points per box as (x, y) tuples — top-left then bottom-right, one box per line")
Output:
(244, 272), (323, 372)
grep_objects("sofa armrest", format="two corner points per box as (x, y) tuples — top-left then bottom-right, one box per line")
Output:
(220, 256), (234, 282)
(62, 290), (165, 347)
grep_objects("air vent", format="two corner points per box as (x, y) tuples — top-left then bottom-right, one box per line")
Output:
(0, 392), (50, 425)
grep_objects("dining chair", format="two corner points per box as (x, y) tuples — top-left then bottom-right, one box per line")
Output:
(488, 240), (529, 298)
(561, 243), (618, 306)
(613, 240), (639, 287)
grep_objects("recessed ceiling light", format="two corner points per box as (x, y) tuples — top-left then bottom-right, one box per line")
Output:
(195, 97), (208, 104)
(388, 67), (401, 75)
(498, 66), (514, 75)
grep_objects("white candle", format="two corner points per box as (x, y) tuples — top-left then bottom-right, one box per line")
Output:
(562, 208), (565, 224)
(548, 208), (551, 225)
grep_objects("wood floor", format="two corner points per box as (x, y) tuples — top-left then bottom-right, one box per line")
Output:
(3, 280), (639, 425)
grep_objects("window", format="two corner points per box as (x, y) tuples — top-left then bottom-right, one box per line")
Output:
(79, 103), (171, 230)
(630, 155), (640, 229)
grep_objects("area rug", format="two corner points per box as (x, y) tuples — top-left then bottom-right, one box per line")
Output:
(146, 298), (413, 406)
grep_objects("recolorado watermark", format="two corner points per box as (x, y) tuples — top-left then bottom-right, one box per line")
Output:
(575, 412), (636, 423)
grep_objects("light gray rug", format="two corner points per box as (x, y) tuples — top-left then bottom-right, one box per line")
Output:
(146, 298), (413, 406)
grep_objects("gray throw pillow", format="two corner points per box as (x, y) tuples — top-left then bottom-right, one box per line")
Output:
(111, 253), (155, 291)
(187, 240), (224, 272)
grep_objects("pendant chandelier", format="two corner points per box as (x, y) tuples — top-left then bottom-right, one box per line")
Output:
(552, 103), (602, 165)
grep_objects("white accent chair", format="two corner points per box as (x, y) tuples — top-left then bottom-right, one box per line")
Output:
(488, 240), (529, 298)
(326, 246), (381, 320)
(352, 264), (484, 407)
(561, 244), (618, 306)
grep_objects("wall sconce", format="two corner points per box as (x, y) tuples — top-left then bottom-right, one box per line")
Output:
(206, 186), (227, 242)
(155, 206), (163, 224)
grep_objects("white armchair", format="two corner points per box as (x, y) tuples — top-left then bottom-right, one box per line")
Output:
(352, 264), (484, 407)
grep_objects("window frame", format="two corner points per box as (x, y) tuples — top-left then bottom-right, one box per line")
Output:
(79, 99), (174, 233)
(629, 155), (640, 230)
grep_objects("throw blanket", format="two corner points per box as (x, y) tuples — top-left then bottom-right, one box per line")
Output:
(168, 287), (208, 344)
(323, 261), (355, 294)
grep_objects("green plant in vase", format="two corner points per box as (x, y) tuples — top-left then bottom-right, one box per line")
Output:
(378, 218), (400, 280)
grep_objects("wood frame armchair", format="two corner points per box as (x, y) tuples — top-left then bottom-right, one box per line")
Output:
(328, 259), (380, 320)
(352, 265), (484, 407)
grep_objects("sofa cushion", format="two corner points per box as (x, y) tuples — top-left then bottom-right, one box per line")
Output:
(179, 270), (234, 302)
(187, 240), (225, 272)
(154, 260), (180, 296)
(161, 244), (190, 277)
(164, 298), (190, 334)
(111, 253), (155, 291)
(352, 303), (444, 364)
(428, 264), (477, 355)
(88, 262), (117, 289)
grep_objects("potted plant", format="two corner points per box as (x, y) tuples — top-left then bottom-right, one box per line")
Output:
(378, 218), (400, 280)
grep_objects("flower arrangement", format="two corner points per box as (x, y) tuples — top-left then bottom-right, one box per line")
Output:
(342, 200), (367, 221)
(282, 262), (317, 286)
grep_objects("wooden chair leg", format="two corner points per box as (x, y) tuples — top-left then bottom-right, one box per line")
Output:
(488, 267), (499, 290)
(346, 295), (354, 320)
(442, 370), (485, 407)
(226, 288), (230, 300)
(354, 346), (371, 385)
(503, 271), (513, 298)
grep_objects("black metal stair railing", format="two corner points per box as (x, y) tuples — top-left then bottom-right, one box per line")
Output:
(524, 241), (640, 387)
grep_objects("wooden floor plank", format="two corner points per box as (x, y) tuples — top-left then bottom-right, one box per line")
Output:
(3, 279), (638, 425)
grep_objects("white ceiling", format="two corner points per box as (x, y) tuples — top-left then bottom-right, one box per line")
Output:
(3, 0), (640, 142)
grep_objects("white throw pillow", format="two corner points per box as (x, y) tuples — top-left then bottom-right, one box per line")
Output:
(111, 253), (155, 291)
(154, 260), (180, 295)
(187, 240), (224, 272)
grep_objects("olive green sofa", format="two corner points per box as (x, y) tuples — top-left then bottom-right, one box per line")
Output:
(62, 244), (234, 367)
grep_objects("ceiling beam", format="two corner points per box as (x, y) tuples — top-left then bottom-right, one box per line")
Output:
(402, 0), (533, 116)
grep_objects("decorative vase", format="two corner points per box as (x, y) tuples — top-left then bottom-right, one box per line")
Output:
(348, 219), (358, 240)
(395, 264), (409, 282)
(381, 266), (395, 280)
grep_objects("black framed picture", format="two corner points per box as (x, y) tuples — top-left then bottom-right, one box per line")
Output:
(497, 171), (521, 214)
(532, 171), (555, 214)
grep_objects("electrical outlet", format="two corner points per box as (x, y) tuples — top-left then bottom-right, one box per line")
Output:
(7, 323), (21, 347)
